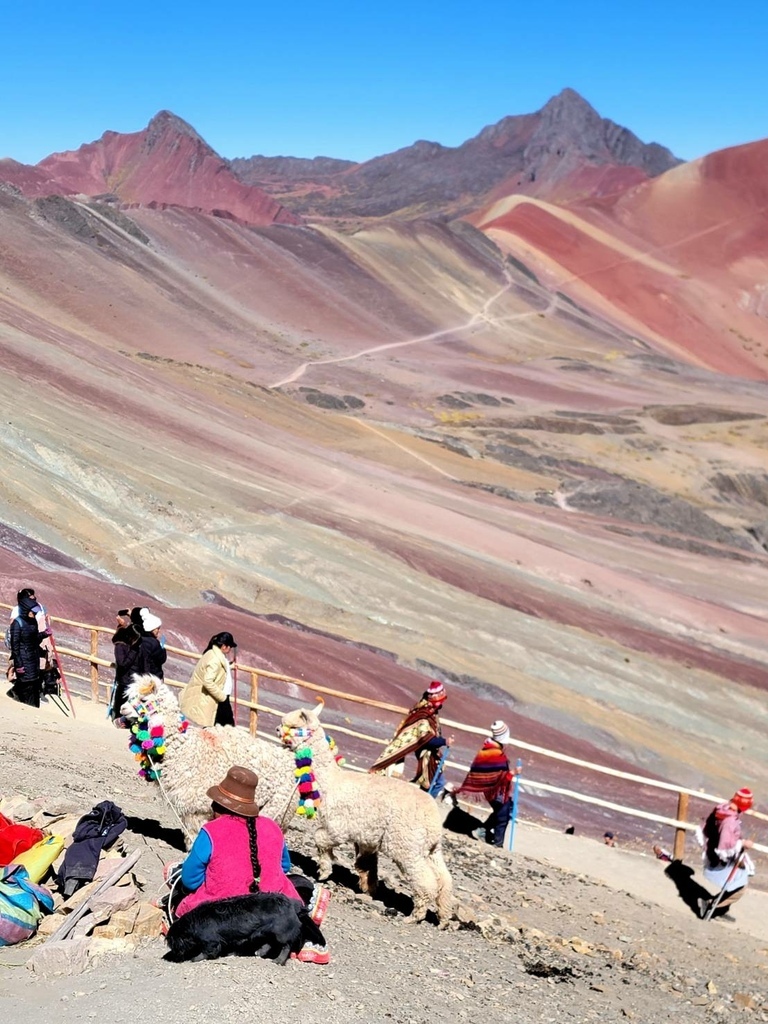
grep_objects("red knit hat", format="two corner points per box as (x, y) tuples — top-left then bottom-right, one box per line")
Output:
(426, 680), (446, 704)
(732, 788), (754, 812)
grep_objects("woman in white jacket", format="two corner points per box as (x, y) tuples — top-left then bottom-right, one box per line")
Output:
(179, 631), (238, 727)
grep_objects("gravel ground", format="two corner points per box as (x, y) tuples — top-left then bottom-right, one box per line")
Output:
(1, 696), (767, 1023)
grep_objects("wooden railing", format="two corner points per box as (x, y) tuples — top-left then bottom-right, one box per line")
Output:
(3, 603), (766, 855)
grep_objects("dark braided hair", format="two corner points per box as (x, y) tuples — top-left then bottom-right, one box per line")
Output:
(246, 816), (261, 893)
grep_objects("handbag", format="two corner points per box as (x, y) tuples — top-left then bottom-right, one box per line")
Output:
(0, 863), (54, 946)
(12, 835), (65, 883)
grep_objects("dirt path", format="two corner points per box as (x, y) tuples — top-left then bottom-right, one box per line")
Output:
(268, 268), (553, 388)
(2, 693), (767, 1023)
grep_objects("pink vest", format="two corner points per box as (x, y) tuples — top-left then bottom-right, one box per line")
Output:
(176, 814), (300, 917)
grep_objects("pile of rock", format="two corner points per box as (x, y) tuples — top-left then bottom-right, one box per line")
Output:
(0, 793), (164, 976)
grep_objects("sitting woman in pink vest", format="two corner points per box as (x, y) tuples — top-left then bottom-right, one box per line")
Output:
(175, 764), (330, 963)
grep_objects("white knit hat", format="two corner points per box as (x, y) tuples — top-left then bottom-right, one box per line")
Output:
(490, 720), (510, 744)
(142, 612), (162, 632)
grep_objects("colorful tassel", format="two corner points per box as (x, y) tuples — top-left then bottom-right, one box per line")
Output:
(126, 704), (187, 781)
(291, 744), (322, 818)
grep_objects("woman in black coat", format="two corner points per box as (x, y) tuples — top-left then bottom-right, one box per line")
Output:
(9, 595), (48, 707)
(110, 610), (141, 720)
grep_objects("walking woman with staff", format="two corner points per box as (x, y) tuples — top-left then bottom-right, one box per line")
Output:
(697, 788), (756, 920)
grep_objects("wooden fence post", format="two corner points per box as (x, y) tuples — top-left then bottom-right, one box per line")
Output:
(249, 671), (259, 736)
(673, 791), (689, 861)
(89, 628), (100, 702)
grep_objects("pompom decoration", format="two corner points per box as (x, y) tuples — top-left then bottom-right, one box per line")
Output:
(326, 733), (345, 767)
(280, 722), (347, 817)
(292, 744), (321, 818)
(125, 699), (187, 781)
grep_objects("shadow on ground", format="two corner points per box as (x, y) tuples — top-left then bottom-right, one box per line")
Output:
(664, 860), (734, 921)
(288, 848), (441, 925)
(126, 816), (187, 851)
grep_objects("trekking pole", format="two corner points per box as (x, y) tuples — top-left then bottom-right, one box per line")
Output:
(232, 654), (239, 726)
(506, 758), (524, 852)
(45, 615), (76, 718)
(704, 850), (747, 921)
(428, 747), (450, 797)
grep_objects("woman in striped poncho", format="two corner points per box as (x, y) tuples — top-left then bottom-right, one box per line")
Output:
(456, 721), (519, 847)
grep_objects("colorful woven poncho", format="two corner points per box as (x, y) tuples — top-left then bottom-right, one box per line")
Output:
(456, 739), (512, 804)
(369, 698), (442, 776)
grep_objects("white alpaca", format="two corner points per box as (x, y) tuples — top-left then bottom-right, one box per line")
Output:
(121, 675), (300, 841)
(280, 705), (454, 924)
(122, 677), (453, 923)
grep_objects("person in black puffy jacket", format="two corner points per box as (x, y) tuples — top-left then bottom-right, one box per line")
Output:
(8, 595), (50, 707)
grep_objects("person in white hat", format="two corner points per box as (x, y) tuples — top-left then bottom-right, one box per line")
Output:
(454, 720), (519, 847)
(135, 609), (167, 679)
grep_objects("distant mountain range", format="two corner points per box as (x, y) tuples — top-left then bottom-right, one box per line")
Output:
(0, 89), (679, 226)
(231, 88), (681, 219)
(0, 89), (765, 382)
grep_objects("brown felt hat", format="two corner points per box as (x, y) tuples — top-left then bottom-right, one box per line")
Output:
(207, 765), (260, 817)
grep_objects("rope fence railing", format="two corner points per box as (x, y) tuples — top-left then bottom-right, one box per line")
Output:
(3, 603), (766, 856)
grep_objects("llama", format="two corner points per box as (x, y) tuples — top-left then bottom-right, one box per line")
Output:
(120, 675), (300, 842)
(122, 677), (453, 923)
(279, 705), (454, 924)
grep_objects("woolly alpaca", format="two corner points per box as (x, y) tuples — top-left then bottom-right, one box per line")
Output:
(280, 706), (454, 924)
(121, 676), (300, 842)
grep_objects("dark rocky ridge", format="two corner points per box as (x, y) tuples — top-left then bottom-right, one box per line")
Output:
(231, 88), (681, 219)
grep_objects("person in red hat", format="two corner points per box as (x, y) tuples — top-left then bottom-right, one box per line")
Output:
(370, 681), (453, 792)
(697, 788), (756, 919)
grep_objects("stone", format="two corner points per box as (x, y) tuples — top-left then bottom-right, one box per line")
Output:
(0, 796), (37, 821)
(108, 906), (140, 935)
(90, 885), (139, 919)
(61, 879), (100, 910)
(36, 913), (68, 938)
(94, 856), (132, 885)
(132, 902), (164, 941)
(50, 815), (81, 841)
(88, 936), (137, 958)
(27, 937), (92, 977)
(733, 993), (757, 1010)
(454, 903), (481, 926)
(570, 938), (595, 956)
(71, 909), (113, 939)
(91, 920), (132, 941)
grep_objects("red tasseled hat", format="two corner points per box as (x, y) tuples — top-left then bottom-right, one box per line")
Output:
(732, 788), (754, 812)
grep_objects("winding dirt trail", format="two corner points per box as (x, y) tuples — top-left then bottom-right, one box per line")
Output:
(268, 269), (556, 389)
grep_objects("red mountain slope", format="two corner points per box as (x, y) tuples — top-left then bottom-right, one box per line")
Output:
(474, 137), (768, 380)
(4, 111), (298, 227)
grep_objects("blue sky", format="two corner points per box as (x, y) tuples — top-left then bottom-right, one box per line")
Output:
(1, 1), (765, 166)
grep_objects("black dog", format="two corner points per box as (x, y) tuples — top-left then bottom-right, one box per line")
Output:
(164, 892), (323, 965)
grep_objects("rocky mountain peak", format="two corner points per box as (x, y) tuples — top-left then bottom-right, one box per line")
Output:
(526, 87), (680, 180)
(144, 110), (208, 150)
(540, 87), (598, 120)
